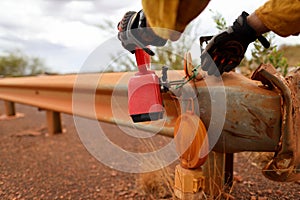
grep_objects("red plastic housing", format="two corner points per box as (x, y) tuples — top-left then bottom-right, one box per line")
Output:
(128, 48), (164, 122)
(128, 72), (163, 122)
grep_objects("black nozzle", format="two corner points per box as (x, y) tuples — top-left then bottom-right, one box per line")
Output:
(131, 111), (164, 123)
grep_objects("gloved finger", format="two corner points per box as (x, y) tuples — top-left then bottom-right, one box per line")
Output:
(142, 47), (155, 56)
(117, 22), (121, 31)
(213, 68), (222, 77)
(223, 63), (238, 72)
(202, 52), (221, 76)
(218, 59), (228, 74)
(216, 57), (231, 75)
(118, 31), (128, 42)
(117, 32), (122, 41)
(207, 65), (218, 76)
(212, 54), (223, 68)
(201, 51), (213, 71)
(223, 58), (240, 72)
(211, 54), (228, 75)
(124, 43), (137, 53)
(207, 55), (219, 75)
(226, 54), (240, 62)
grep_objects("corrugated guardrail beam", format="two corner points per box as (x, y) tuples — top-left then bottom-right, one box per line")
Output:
(0, 71), (281, 152)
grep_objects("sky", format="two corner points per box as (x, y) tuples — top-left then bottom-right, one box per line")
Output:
(0, 0), (299, 74)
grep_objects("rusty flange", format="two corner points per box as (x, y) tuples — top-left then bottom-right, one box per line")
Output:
(252, 64), (300, 182)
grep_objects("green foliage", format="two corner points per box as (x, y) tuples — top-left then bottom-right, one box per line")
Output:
(0, 50), (47, 77)
(151, 21), (201, 70)
(152, 40), (185, 70)
(268, 48), (289, 76)
(107, 54), (136, 72)
(97, 19), (116, 35)
(247, 33), (289, 76)
(210, 9), (228, 31)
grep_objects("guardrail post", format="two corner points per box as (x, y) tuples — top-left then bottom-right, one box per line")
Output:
(203, 151), (226, 197)
(203, 152), (234, 197)
(4, 101), (16, 116)
(224, 153), (234, 187)
(46, 110), (62, 135)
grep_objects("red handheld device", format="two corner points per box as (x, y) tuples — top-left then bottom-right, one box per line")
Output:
(128, 48), (164, 122)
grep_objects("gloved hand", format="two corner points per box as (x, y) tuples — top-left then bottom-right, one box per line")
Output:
(117, 10), (167, 55)
(201, 11), (270, 76)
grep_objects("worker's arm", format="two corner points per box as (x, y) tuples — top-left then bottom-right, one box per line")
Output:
(117, 0), (210, 54)
(201, 11), (270, 76)
(117, 10), (167, 55)
(255, 0), (300, 37)
(142, 0), (210, 41)
(202, 0), (300, 76)
(142, 0), (300, 39)
(118, 0), (300, 60)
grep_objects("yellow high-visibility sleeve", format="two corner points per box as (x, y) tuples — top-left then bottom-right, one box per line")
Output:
(142, 0), (210, 40)
(142, 0), (300, 39)
(255, 0), (300, 37)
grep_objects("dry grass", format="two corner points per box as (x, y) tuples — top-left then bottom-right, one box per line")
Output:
(137, 151), (275, 199)
(240, 152), (274, 169)
(138, 169), (174, 199)
(137, 136), (175, 199)
(279, 45), (300, 67)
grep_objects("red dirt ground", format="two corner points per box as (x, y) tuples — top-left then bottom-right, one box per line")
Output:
(0, 102), (299, 199)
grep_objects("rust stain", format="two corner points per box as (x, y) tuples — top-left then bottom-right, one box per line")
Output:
(241, 103), (277, 140)
(225, 129), (260, 140)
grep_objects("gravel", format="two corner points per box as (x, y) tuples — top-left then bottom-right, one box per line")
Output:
(0, 102), (299, 199)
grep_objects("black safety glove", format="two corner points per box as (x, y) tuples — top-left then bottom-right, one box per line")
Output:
(117, 10), (167, 56)
(201, 11), (270, 76)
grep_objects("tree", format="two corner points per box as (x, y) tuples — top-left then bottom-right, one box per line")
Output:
(0, 50), (47, 77)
